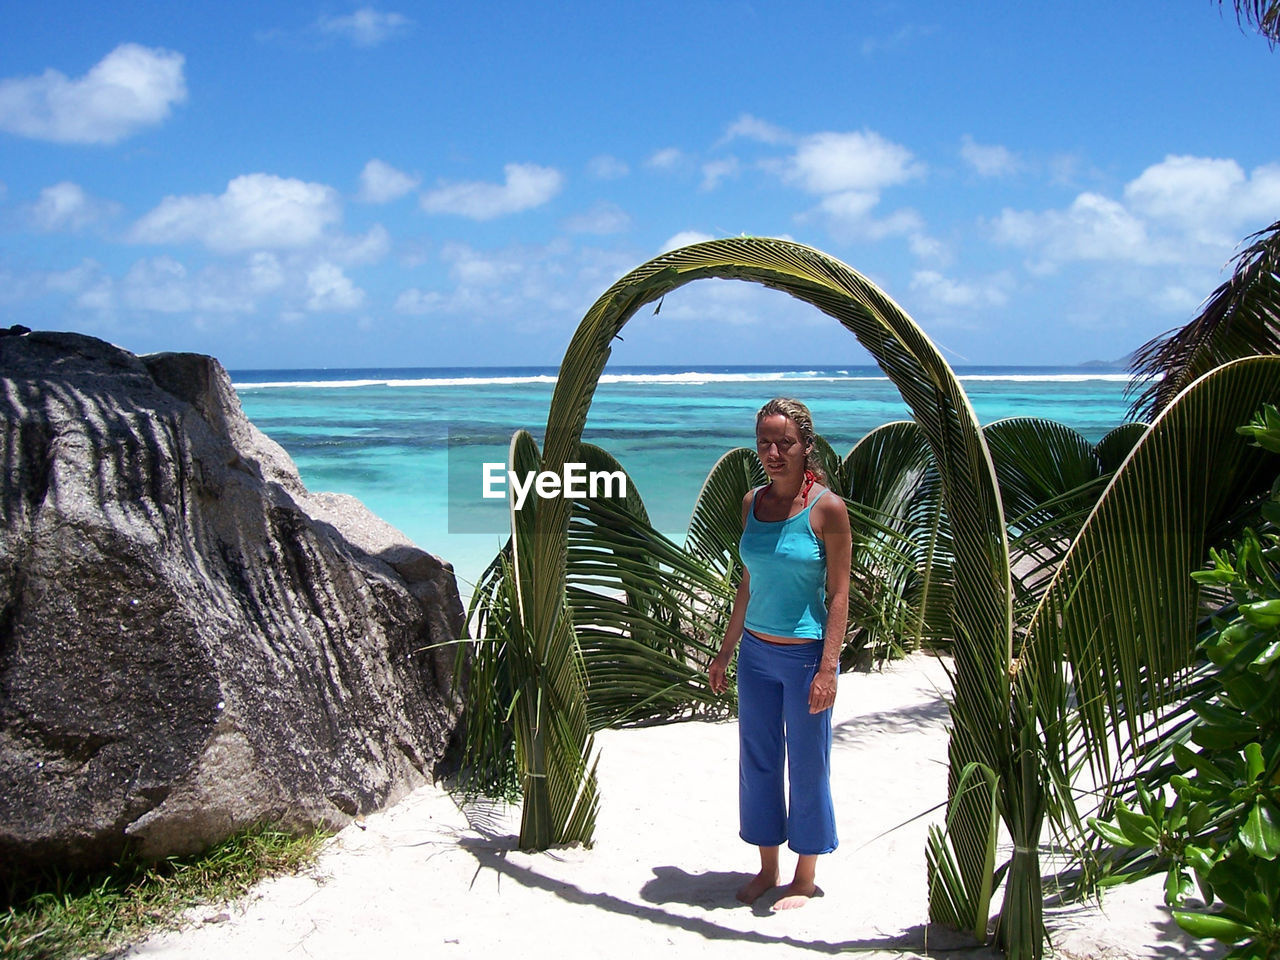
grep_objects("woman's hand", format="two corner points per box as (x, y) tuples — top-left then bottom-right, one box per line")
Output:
(809, 666), (837, 714)
(708, 651), (732, 695)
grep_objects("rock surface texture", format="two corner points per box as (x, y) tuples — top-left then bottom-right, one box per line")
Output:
(0, 332), (464, 876)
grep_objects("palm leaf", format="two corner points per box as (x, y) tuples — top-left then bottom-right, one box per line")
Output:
(532, 237), (1010, 937)
(984, 418), (1108, 610)
(684, 446), (766, 577)
(505, 429), (600, 849)
(1017, 356), (1280, 900)
(1094, 422), (1148, 474)
(844, 421), (955, 654)
(1221, 0), (1280, 43)
(1128, 219), (1280, 419)
(568, 495), (735, 729)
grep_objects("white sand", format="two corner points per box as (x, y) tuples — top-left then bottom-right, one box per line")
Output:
(127, 654), (1220, 959)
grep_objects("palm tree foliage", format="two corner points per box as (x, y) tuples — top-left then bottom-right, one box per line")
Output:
(1222, 0), (1280, 44)
(455, 233), (1280, 958)
(458, 429), (600, 849)
(461, 441), (736, 805)
(459, 236), (1014, 908)
(1129, 219), (1280, 420)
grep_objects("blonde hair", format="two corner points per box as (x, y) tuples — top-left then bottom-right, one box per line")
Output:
(756, 397), (828, 482)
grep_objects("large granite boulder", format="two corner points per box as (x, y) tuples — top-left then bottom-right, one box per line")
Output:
(0, 331), (465, 876)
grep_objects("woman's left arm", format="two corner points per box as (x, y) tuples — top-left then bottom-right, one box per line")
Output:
(809, 492), (852, 714)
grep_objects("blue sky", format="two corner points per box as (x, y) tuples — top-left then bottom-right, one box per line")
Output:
(1, 1), (1277, 369)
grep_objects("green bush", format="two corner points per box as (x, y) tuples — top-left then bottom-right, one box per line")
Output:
(1089, 408), (1280, 959)
(0, 826), (328, 960)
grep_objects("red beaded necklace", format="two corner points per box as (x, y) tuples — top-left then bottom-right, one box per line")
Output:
(770, 469), (818, 507)
(800, 469), (817, 506)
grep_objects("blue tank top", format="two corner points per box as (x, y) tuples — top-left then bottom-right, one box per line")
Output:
(739, 486), (828, 639)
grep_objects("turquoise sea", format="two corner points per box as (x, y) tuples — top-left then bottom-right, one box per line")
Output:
(232, 364), (1140, 601)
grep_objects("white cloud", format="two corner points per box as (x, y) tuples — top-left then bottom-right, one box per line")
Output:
(1123, 155), (1280, 247)
(44, 259), (102, 290)
(122, 257), (195, 312)
(787, 130), (923, 194)
(28, 182), (119, 232)
(563, 201), (631, 235)
(587, 155), (629, 180)
(357, 159), (418, 203)
(420, 163), (563, 219)
(660, 230), (715, 253)
(909, 270), (1010, 309)
(60, 254), (276, 315)
(305, 261), (364, 311)
(317, 8), (411, 47)
(993, 192), (1153, 267)
(327, 224), (391, 264)
(393, 240), (634, 330)
(246, 252), (285, 293)
(0, 44), (186, 144)
(909, 233), (950, 263)
(859, 24), (936, 57)
(960, 135), (1020, 177)
(778, 129), (931, 249)
(131, 173), (342, 253)
(647, 147), (685, 171)
(805, 184), (929, 244)
(720, 113), (791, 145)
(701, 157), (739, 191)
(644, 277), (806, 329)
(992, 155), (1280, 271)
(394, 287), (441, 315)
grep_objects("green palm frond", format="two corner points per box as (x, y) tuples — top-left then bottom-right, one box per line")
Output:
(684, 446), (765, 578)
(569, 494), (734, 729)
(812, 433), (847, 491)
(1021, 356), (1280, 863)
(506, 430), (600, 849)
(537, 237), (1011, 935)
(1128, 219), (1280, 419)
(843, 422), (956, 655)
(844, 420), (934, 509)
(1093, 422), (1148, 473)
(503, 236), (1008, 943)
(1221, 0), (1280, 43)
(984, 418), (1108, 609)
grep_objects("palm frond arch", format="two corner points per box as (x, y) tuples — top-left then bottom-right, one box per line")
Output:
(518, 235), (1014, 920)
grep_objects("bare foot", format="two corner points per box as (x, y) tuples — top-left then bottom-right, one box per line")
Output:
(770, 881), (817, 911)
(736, 871), (779, 904)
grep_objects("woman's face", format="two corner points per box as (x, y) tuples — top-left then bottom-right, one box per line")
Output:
(755, 413), (807, 479)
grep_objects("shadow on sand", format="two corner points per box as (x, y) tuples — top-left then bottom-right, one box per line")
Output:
(456, 837), (1000, 957)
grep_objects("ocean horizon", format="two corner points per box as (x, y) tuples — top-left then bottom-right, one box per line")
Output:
(232, 363), (1145, 600)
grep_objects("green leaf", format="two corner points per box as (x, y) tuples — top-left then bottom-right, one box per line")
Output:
(1241, 800), (1280, 860)
(1172, 910), (1253, 942)
(1242, 598), (1280, 629)
(1193, 723), (1255, 751)
(1251, 640), (1280, 670)
(1165, 867), (1194, 905)
(1244, 890), (1273, 927)
(1115, 801), (1160, 845)
(1186, 844), (1218, 878)
(1186, 804), (1214, 837)
(1246, 742), (1266, 782)
(1172, 742), (1235, 784)
(1091, 817), (1134, 848)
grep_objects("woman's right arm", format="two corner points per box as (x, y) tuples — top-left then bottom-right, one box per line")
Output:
(710, 570), (750, 693)
(709, 490), (754, 695)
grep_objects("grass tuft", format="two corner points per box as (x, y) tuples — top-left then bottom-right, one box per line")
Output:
(0, 825), (330, 960)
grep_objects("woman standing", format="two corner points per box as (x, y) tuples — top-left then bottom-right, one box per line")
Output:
(708, 398), (851, 910)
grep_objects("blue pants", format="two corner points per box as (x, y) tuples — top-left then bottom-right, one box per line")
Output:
(737, 630), (837, 855)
